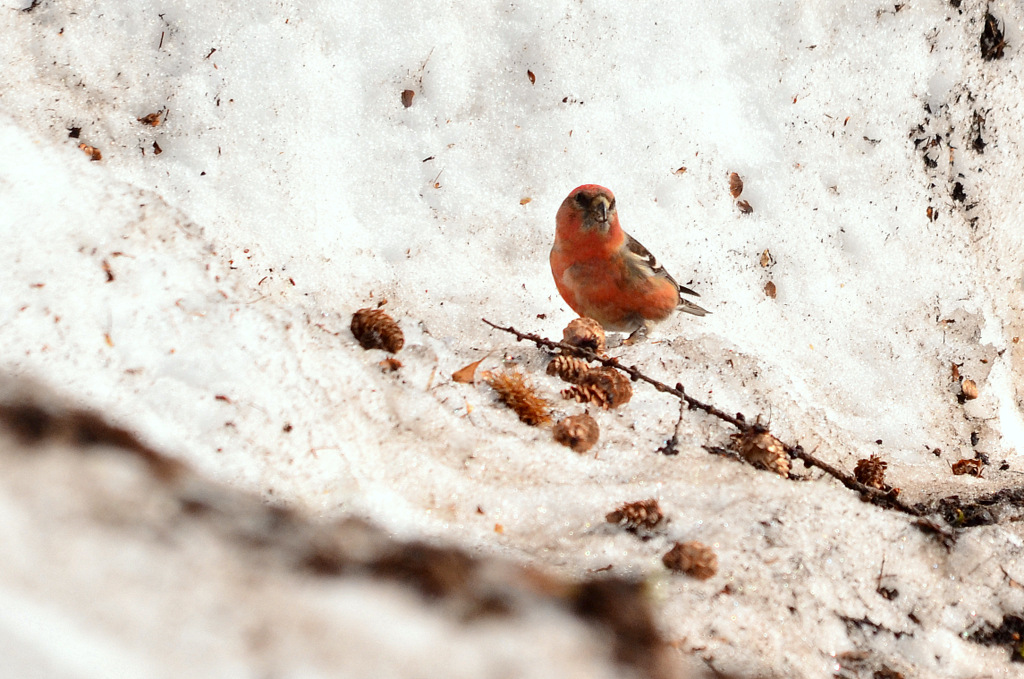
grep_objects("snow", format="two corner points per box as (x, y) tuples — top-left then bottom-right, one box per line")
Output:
(2, 0), (1024, 676)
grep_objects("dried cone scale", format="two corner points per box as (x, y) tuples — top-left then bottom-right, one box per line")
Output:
(729, 172), (744, 198)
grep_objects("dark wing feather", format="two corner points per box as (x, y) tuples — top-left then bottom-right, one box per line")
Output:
(623, 233), (708, 316)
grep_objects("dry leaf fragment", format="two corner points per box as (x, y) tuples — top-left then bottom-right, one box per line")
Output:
(764, 281), (777, 299)
(351, 308), (404, 353)
(138, 112), (162, 126)
(527, 69), (536, 84)
(673, 166), (687, 175)
(728, 172), (743, 198)
(401, 89), (415, 108)
(662, 541), (717, 580)
(520, 197), (532, 205)
(552, 413), (599, 452)
(760, 249), (774, 268)
(486, 370), (551, 426)
(452, 358), (485, 384)
(736, 200), (753, 214)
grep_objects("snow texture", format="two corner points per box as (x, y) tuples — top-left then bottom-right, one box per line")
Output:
(2, 0), (1024, 676)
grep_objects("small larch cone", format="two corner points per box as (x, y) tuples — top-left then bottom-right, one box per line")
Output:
(351, 308), (404, 353)
(561, 368), (632, 409)
(562, 317), (606, 354)
(606, 499), (664, 533)
(486, 371), (551, 426)
(730, 427), (790, 477)
(854, 455), (888, 490)
(547, 355), (591, 384)
(552, 413), (599, 452)
(662, 541), (717, 580)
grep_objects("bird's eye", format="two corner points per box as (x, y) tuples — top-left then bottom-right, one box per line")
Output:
(575, 192), (588, 206)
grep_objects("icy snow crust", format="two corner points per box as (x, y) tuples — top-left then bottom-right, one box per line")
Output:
(2, 0), (1024, 676)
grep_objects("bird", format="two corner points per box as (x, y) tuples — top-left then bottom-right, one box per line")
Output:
(550, 184), (707, 336)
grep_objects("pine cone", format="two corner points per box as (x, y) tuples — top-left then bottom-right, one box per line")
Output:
(561, 368), (632, 409)
(486, 371), (551, 426)
(552, 413), (599, 452)
(546, 355), (591, 384)
(730, 427), (790, 477)
(662, 541), (717, 580)
(562, 317), (606, 354)
(606, 499), (664, 533)
(351, 308), (404, 353)
(854, 455), (888, 489)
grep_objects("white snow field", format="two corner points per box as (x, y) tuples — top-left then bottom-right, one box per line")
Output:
(2, 0), (1024, 677)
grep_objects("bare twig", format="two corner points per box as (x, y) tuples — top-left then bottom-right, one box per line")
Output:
(657, 399), (687, 456)
(788, 444), (921, 515)
(482, 319), (748, 430)
(483, 319), (926, 518)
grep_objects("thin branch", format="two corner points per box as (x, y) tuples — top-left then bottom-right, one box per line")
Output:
(483, 318), (925, 519)
(657, 399), (687, 456)
(482, 319), (748, 430)
(788, 445), (921, 515)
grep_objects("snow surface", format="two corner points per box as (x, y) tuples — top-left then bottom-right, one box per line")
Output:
(3, 0), (1024, 676)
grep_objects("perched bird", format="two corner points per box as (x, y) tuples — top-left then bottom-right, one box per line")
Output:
(550, 184), (707, 335)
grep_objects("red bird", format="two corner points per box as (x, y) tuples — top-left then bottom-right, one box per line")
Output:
(550, 184), (707, 334)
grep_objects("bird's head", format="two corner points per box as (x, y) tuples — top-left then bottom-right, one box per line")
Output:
(559, 184), (618, 235)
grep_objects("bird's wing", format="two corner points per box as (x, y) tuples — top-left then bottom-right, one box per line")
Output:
(623, 233), (708, 316)
(623, 233), (680, 288)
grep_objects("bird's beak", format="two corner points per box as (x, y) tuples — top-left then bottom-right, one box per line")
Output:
(592, 195), (610, 223)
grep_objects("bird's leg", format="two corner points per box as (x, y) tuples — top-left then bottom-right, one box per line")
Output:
(622, 322), (651, 346)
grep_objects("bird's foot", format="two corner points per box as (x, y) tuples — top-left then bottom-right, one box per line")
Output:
(622, 324), (650, 346)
